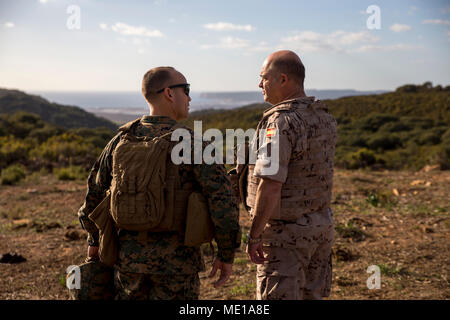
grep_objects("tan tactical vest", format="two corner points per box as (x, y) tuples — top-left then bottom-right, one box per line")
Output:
(246, 98), (337, 222)
(110, 119), (193, 232)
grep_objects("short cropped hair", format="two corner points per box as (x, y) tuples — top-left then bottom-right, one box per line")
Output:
(270, 58), (305, 87)
(142, 66), (175, 101)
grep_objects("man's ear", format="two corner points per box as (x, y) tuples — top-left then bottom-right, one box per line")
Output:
(280, 73), (288, 85)
(163, 88), (174, 102)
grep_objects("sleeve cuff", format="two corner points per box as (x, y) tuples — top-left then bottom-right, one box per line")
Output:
(254, 161), (288, 183)
(217, 247), (236, 264)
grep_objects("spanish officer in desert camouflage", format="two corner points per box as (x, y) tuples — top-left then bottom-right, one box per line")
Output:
(244, 50), (337, 300)
(77, 66), (240, 300)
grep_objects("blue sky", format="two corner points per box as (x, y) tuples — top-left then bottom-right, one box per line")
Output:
(0, 0), (449, 92)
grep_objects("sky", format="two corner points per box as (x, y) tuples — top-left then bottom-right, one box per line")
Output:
(0, 0), (449, 92)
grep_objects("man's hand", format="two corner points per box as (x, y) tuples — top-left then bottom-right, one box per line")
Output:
(246, 241), (268, 264)
(87, 246), (99, 259)
(208, 258), (232, 288)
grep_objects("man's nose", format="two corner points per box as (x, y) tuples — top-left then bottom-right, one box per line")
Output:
(258, 80), (263, 88)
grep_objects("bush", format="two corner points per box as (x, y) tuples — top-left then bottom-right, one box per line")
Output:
(379, 121), (411, 133)
(29, 125), (63, 143)
(354, 113), (399, 132)
(343, 148), (384, 169)
(1, 164), (26, 185)
(30, 133), (97, 163)
(367, 132), (402, 150)
(53, 165), (87, 181)
(0, 136), (31, 168)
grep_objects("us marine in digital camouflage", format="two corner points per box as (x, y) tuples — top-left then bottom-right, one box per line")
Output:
(76, 66), (241, 300)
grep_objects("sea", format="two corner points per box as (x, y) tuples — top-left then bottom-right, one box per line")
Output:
(30, 89), (387, 122)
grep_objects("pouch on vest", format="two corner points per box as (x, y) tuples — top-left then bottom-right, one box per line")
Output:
(184, 192), (214, 247)
(88, 192), (118, 267)
(110, 126), (182, 231)
(67, 257), (115, 300)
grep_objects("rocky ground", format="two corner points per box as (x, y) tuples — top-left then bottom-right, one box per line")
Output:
(0, 169), (449, 300)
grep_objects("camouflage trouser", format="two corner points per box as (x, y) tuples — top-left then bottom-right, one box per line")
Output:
(114, 270), (200, 300)
(256, 208), (334, 300)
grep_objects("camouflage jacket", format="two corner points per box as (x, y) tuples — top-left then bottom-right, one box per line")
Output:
(78, 115), (240, 274)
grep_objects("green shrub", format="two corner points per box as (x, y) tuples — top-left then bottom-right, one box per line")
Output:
(31, 133), (97, 163)
(0, 136), (31, 167)
(343, 148), (384, 169)
(354, 113), (399, 132)
(28, 125), (63, 143)
(379, 121), (411, 133)
(53, 165), (87, 181)
(1, 164), (26, 185)
(367, 132), (402, 150)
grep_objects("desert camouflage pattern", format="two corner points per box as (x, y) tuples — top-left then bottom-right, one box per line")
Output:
(67, 257), (115, 300)
(247, 96), (338, 221)
(256, 208), (334, 300)
(247, 97), (337, 300)
(114, 270), (200, 300)
(78, 115), (240, 276)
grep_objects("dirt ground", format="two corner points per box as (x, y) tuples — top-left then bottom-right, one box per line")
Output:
(0, 168), (449, 300)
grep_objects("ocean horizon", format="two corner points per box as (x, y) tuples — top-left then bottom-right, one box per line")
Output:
(30, 89), (388, 115)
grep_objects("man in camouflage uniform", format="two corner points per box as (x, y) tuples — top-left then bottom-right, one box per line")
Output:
(244, 51), (337, 300)
(78, 66), (240, 299)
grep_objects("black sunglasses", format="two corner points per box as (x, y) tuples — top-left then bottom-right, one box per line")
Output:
(156, 83), (190, 96)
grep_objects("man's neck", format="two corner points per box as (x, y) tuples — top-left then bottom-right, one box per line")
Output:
(149, 107), (176, 121)
(281, 88), (306, 102)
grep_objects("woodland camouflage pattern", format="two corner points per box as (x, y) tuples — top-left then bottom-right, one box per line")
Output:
(67, 257), (115, 300)
(78, 115), (240, 276)
(246, 97), (337, 300)
(114, 270), (200, 300)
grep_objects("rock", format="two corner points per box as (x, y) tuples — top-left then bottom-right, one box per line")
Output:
(333, 248), (358, 262)
(0, 253), (27, 264)
(64, 230), (81, 241)
(411, 180), (424, 186)
(422, 165), (440, 172)
(349, 217), (373, 227)
(392, 188), (400, 197)
(32, 221), (62, 232)
(12, 219), (31, 230)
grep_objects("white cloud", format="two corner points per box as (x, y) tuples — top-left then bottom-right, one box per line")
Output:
(111, 22), (163, 37)
(99, 23), (109, 31)
(201, 36), (250, 49)
(422, 19), (450, 26)
(4, 22), (15, 28)
(356, 43), (422, 53)
(39, 0), (48, 3)
(280, 30), (379, 53)
(203, 22), (255, 32)
(390, 24), (412, 32)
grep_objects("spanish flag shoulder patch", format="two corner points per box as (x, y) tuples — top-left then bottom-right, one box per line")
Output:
(266, 128), (276, 137)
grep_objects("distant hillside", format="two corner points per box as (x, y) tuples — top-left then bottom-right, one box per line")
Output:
(200, 89), (388, 102)
(186, 82), (450, 130)
(184, 82), (450, 170)
(0, 88), (117, 130)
